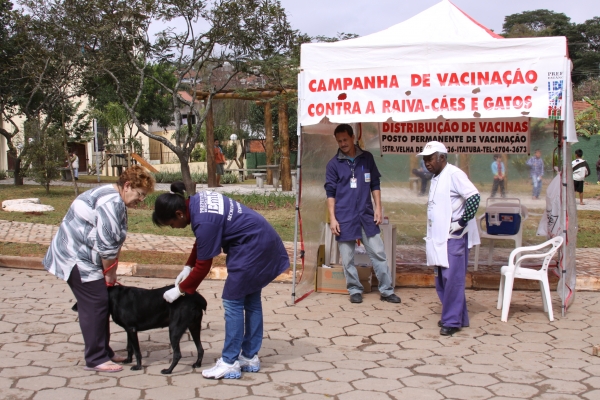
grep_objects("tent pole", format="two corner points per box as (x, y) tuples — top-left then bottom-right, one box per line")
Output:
(560, 70), (570, 318)
(291, 75), (302, 305)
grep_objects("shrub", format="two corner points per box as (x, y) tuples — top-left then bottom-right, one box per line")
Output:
(0, 170), (7, 180)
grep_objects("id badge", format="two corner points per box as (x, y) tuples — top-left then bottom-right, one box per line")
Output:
(350, 178), (357, 188)
(364, 173), (371, 183)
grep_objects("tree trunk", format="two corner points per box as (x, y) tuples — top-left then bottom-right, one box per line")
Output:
(278, 100), (291, 192)
(13, 156), (23, 186)
(265, 102), (274, 184)
(205, 99), (216, 188)
(180, 158), (196, 195)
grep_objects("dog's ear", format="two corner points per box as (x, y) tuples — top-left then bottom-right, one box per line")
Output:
(71, 302), (78, 312)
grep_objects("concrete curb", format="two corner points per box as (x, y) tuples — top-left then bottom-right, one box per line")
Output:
(2, 255), (598, 291)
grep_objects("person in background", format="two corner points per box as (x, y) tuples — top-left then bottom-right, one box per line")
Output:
(214, 139), (226, 187)
(572, 149), (591, 206)
(526, 149), (544, 200)
(596, 154), (600, 185)
(153, 183), (289, 380)
(418, 141), (480, 336)
(68, 151), (79, 180)
(490, 154), (506, 198)
(324, 123), (401, 305)
(44, 165), (155, 372)
(412, 157), (433, 196)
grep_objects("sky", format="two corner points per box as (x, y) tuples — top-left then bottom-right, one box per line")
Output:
(278, 0), (600, 37)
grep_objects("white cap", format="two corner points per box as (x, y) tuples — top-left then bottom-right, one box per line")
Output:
(417, 141), (448, 156)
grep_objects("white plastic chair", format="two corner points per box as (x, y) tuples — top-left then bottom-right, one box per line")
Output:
(497, 236), (563, 322)
(473, 198), (528, 271)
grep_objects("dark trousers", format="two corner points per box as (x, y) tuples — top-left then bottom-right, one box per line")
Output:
(67, 267), (114, 367)
(412, 169), (432, 194)
(491, 178), (505, 197)
(435, 235), (470, 328)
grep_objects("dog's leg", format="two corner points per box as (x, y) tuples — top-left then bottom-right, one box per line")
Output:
(124, 334), (134, 364)
(189, 322), (204, 368)
(161, 324), (187, 374)
(126, 330), (143, 371)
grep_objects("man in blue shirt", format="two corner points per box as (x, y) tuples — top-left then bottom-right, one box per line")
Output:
(324, 124), (400, 304)
(490, 154), (506, 198)
(526, 149), (544, 200)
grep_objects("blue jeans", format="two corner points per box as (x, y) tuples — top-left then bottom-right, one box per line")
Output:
(221, 289), (263, 364)
(338, 227), (394, 296)
(532, 176), (542, 198)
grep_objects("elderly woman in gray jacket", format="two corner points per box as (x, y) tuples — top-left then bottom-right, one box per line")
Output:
(43, 165), (154, 372)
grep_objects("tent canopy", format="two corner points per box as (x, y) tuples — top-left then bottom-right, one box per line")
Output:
(298, 0), (575, 141)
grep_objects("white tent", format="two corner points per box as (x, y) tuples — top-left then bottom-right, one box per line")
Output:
(292, 0), (577, 314)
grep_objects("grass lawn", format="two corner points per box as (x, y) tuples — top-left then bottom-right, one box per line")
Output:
(1, 180), (599, 264)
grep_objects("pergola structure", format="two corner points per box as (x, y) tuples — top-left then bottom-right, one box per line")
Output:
(195, 89), (295, 190)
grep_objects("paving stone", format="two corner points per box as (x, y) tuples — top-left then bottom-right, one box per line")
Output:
(170, 374), (219, 389)
(584, 377), (600, 389)
(0, 321), (16, 333)
(401, 375), (452, 389)
(495, 370), (544, 384)
(414, 365), (461, 376)
(0, 388), (34, 400)
(488, 382), (540, 398)
(285, 393), (336, 400)
(330, 336), (365, 347)
(389, 387), (444, 400)
(338, 390), (394, 400)
(537, 379), (587, 394)
(145, 385), (197, 400)
(269, 370), (318, 384)
(0, 366), (48, 378)
(120, 374), (168, 389)
(33, 387), (87, 400)
(582, 390), (600, 400)
(2, 341), (44, 353)
(305, 325), (345, 339)
(27, 333), (69, 345)
(288, 361), (334, 372)
(370, 332), (411, 344)
(344, 323), (383, 336)
(69, 375), (117, 390)
(365, 367), (412, 379)
(438, 385), (493, 399)
(301, 380), (353, 395)
(352, 377), (403, 392)
(0, 332), (29, 344)
(249, 381), (300, 397)
(539, 367), (589, 381)
(317, 368), (366, 382)
(2, 313), (41, 324)
(446, 372), (499, 386)
(87, 387), (141, 400)
(14, 322), (54, 335)
(192, 384), (249, 399)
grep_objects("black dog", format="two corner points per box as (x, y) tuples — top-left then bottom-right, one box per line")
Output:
(73, 285), (207, 374)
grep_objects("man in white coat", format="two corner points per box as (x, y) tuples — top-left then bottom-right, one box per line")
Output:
(418, 141), (480, 336)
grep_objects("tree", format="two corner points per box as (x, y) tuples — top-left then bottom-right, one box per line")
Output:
(575, 97), (600, 137)
(502, 10), (600, 84)
(78, 0), (295, 194)
(21, 118), (65, 193)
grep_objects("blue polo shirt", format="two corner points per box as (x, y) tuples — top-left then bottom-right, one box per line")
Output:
(189, 191), (289, 300)
(324, 146), (382, 242)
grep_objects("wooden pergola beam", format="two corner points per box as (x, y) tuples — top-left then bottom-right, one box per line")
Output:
(195, 89), (295, 101)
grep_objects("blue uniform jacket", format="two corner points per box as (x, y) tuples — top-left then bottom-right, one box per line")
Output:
(324, 146), (382, 242)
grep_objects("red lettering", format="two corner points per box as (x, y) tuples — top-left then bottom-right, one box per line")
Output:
(317, 80), (326, 92)
(328, 78), (342, 91)
(308, 80), (317, 92)
(390, 75), (399, 88)
(343, 78), (353, 90)
(437, 73), (449, 86)
(382, 100), (391, 113)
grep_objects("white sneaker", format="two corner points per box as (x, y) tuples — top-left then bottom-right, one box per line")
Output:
(201, 358), (241, 379)
(238, 353), (260, 372)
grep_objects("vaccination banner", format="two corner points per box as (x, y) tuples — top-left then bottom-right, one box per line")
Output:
(378, 117), (530, 154)
(300, 62), (566, 126)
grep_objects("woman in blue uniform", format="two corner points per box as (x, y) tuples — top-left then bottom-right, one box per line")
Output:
(152, 182), (289, 379)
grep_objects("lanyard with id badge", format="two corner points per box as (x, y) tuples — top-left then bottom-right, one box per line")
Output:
(348, 160), (370, 189)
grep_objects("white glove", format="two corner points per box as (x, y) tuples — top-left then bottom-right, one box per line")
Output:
(175, 266), (192, 286)
(449, 221), (463, 234)
(163, 287), (183, 303)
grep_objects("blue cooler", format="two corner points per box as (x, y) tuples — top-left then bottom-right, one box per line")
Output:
(485, 203), (522, 235)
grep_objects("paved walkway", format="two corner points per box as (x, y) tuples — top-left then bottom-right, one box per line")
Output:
(0, 268), (599, 400)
